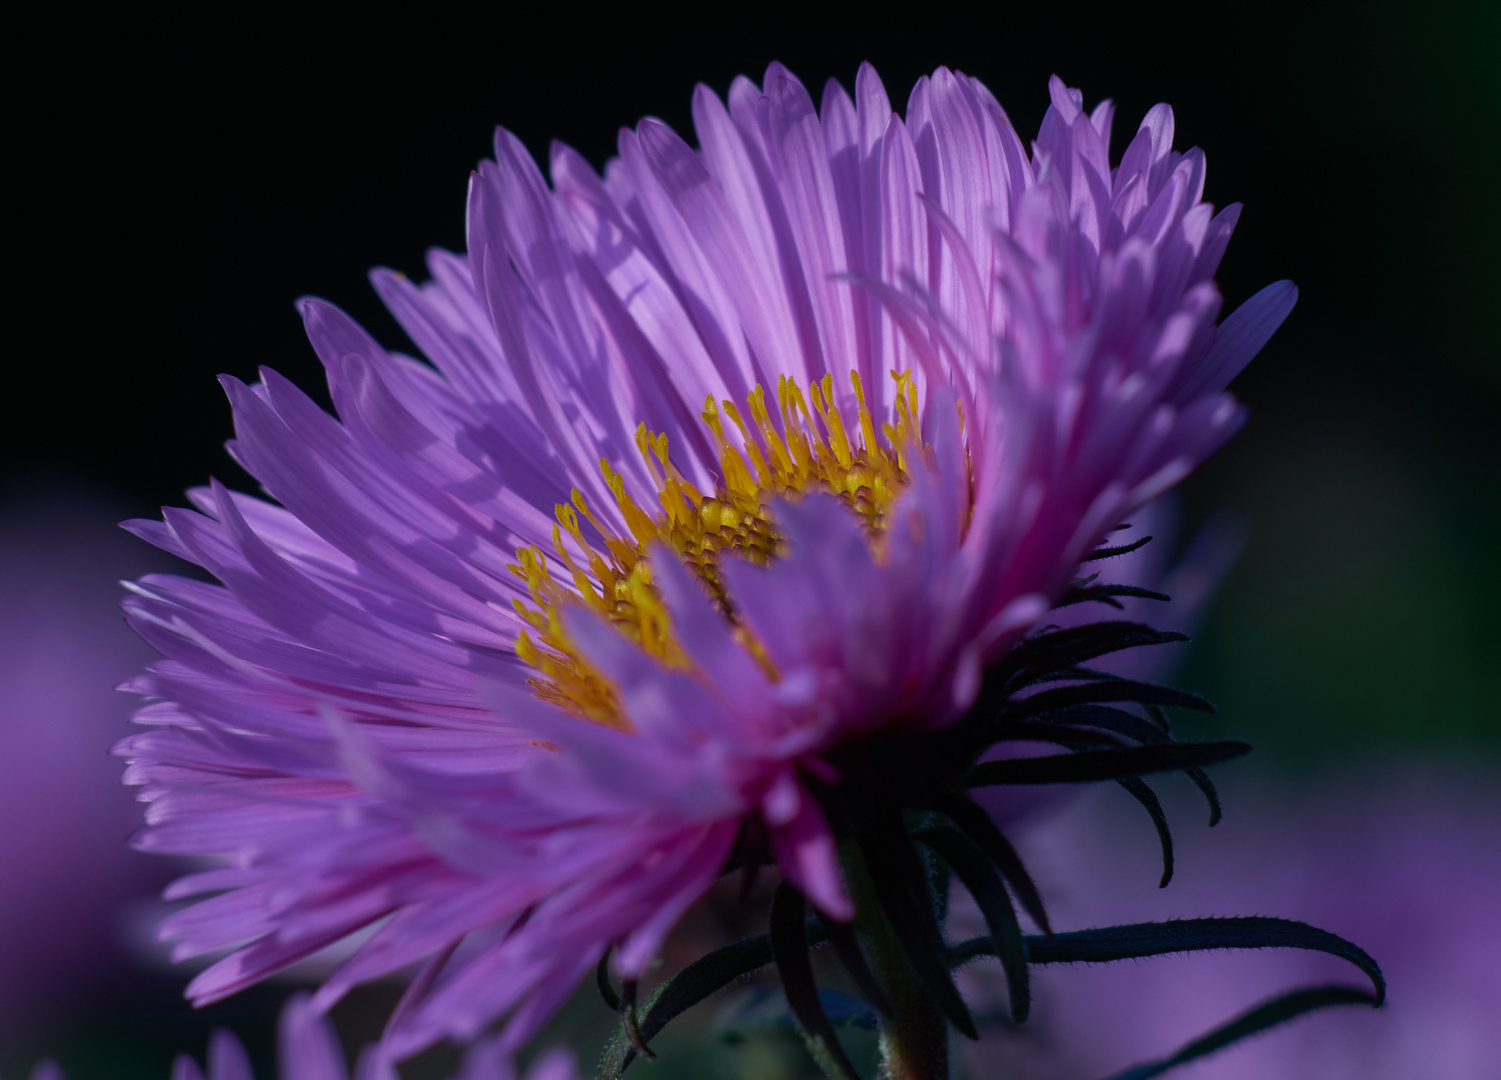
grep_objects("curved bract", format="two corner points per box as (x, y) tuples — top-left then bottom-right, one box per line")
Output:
(117, 61), (1300, 1060)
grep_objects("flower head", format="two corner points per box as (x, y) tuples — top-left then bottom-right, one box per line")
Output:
(119, 61), (1296, 1057)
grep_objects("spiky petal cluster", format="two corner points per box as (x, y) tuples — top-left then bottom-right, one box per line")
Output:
(117, 62), (1294, 1056)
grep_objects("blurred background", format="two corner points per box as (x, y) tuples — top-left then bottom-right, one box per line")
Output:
(5, 1), (1497, 1076)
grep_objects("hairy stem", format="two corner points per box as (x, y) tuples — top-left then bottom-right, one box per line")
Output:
(843, 846), (949, 1080)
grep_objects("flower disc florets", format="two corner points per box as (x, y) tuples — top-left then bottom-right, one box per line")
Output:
(509, 367), (918, 729)
(117, 61), (1303, 1059)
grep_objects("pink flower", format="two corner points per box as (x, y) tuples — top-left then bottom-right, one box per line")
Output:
(118, 61), (1292, 1057)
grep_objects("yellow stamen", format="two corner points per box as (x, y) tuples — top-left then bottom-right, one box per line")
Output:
(513, 371), (929, 726)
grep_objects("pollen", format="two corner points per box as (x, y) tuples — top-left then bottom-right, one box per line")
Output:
(507, 370), (923, 726)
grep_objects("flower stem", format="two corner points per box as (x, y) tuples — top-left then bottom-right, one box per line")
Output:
(843, 846), (950, 1080)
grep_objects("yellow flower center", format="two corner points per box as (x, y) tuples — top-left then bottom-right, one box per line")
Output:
(507, 370), (925, 729)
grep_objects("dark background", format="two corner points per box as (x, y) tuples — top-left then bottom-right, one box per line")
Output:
(6, 1), (1498, 1075)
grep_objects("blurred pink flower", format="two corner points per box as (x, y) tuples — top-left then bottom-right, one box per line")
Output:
(26, 993), (578, 1080)
(955, 770), (1501, 1078)
(0, 490), (167, 1035)
(170, 995), (580, 1080)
